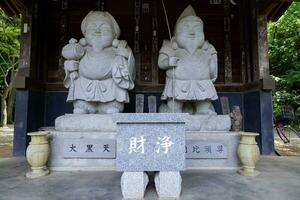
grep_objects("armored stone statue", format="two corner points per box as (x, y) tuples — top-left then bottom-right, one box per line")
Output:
(62, 11), (135, 114)
(158, 6), (218, 115)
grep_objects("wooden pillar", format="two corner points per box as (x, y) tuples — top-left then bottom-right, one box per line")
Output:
(250, 0), (260, 82)
(17, 0), (34, 79)
(13, 0), (46, 156)
(57, 0), (68, 81)
(223, 0), (233, 83)
(257, 15), (270, 79)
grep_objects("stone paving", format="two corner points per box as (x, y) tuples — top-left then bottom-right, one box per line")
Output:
(0, 156), (300, 200)
(274, 127), (300, 156)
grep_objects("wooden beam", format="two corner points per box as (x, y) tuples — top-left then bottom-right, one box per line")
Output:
(258, 0), (281, 15)
(0, 0), (25, 16)
(268, 3), (291, 21)
(258, 0), (296, 16)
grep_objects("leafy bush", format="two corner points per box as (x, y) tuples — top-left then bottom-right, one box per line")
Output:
(0, 9), (20, 94)
(268, 3), (300, 118)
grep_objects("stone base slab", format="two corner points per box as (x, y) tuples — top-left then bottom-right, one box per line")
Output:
(55, 114), (231, 132)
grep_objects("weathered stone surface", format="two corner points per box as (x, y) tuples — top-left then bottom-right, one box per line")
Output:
(49, 131), (117, 171)
(186, 140), (228, 159)
(55, 114), (230, 132)
(55, 114), (116, 132)
(121, 172), (149, 200)
(155, 172), (182, 199)
(186, 114), (231, 131)
(63, 138), (115, 159)
(185, 131), (240, 169)
(113, 113), (186, 172)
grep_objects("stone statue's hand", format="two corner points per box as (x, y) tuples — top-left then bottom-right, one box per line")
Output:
(169, 57), (179, 67)
(70, 71), (79, 81)
(69, 38), (78, 44)
(64, 60), (79, 72)
(116, 47), (130, 58)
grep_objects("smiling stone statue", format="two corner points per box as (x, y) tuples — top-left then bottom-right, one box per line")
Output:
(158, 6), (218, 115)
(62, 11), (135, 114)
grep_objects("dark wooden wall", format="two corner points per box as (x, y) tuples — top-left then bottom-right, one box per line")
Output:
(35, 0), (253, 92)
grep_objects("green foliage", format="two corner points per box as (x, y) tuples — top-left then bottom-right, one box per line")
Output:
(268, 3), (300, 116)
(0, 9), (21, 94)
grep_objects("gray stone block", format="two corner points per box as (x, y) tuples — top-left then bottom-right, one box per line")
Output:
(155, 172), (182, 199)
(185, 131), (240, 169)
(121, 172), (149, 200)
(55, 114), (116, 131)
(113, 113), (186, 172)
(186, 114), (231, 131)
(49, 131), (117, 171)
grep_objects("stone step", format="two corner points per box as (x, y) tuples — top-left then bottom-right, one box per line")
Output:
(0, 134), (13, 144)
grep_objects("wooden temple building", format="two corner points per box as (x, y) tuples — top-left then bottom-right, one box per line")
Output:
(0, 0), (296, 156)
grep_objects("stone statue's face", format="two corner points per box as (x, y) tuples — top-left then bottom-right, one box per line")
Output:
(85, 19), (115, 49)
(175, 19), (204, 53)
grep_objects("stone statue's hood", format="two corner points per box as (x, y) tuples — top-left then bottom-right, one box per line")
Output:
(175, 5), (203, 26)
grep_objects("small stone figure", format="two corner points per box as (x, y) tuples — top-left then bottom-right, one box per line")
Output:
(230, 106), (243, 131)
(158, 5), (218, 115)
(62, 11), (135, 114)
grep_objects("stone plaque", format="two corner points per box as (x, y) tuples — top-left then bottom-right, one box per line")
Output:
(136, 94), (144, 113)
(220, 96), (230, 115)
(113, 113), (187, 172)
(148, 95), (157, 113)
(63, 139), (115, 159)
(185, 140), (228, 159)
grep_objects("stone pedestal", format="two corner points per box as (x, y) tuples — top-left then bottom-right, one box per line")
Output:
(121, 172), (149, 200)
(49, 114), (239, 171)
(49, 114), (117, 171)
(113, 113), (186, 200)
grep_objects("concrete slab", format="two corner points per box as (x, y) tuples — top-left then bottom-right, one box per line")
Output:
(0, 156), (300, 200)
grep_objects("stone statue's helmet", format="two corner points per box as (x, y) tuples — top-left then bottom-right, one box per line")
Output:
(174, 5), (204, 35)
(81, 11), (121, 39)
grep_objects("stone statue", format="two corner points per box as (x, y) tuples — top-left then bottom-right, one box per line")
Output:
(158, 6), (218, 115)
(62, 11), (135, 114)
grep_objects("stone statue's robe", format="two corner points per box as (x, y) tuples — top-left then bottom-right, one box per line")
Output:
(160, 41), (218, 101)
(64, 46), (135, 103)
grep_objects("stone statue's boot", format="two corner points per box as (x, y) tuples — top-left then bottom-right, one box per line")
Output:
(167, 99), (183, 113)
(73, 100), (97, 114)
(196, 100), (217, 115)
(98, 101), (124, 114)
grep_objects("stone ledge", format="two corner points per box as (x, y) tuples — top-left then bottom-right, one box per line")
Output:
(55, 114), (116, 132)
(55, 114), (231, 132)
